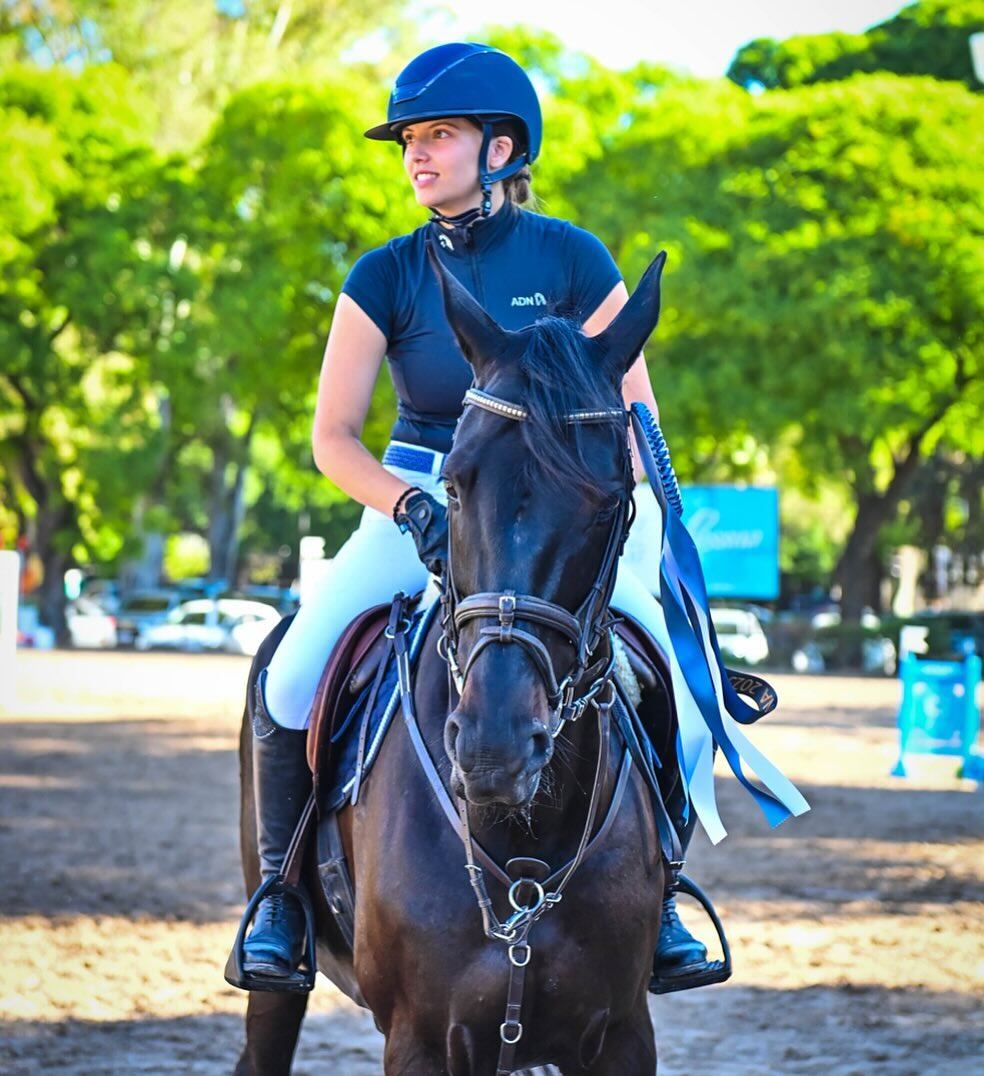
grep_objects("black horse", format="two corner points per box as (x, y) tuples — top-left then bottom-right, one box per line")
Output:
(234, 250), (678, 1075)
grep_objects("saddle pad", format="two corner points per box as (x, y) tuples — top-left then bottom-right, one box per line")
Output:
(320, 599), (439, 813)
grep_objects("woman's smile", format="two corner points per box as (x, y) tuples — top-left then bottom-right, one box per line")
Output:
(412, 169), (440, 189)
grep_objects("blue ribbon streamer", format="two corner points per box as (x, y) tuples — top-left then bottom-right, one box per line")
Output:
(629, 404), (809, 833)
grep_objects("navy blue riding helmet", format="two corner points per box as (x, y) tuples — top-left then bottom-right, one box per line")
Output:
(364, 42), (542, 217)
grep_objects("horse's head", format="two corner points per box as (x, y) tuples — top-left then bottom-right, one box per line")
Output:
(429, 244), (666, 808)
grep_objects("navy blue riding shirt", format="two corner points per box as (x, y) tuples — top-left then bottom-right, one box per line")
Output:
(340, 200), (622, 454)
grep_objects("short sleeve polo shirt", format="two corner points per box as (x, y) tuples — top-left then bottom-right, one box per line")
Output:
(340, 201), (622, 453)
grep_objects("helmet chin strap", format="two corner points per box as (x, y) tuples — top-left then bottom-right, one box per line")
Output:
(429, 121), (529, 229)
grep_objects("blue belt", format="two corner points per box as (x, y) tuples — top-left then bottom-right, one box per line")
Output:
(382, 440), (447, 477)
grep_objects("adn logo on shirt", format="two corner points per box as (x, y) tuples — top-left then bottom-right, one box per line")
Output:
(511, 292), (547, 307)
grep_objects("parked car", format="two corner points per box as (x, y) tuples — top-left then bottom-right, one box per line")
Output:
(115, 591), (181, 647)
(710, 607), (770, 666)
(794, 609), (897, 675)
(135, 598), (279, 656)
(223, 601), (283, 656)
(175, 577), (229, 602)
(66, 598), (117, 649)
(900, 610), (984, 658)
(15, 602), (55, 649)
(219, 585), (298, 615)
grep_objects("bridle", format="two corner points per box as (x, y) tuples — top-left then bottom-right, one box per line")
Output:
(438, 387), (636, 737)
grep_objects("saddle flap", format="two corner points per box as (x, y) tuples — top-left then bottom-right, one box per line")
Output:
(347, 629), (390, 695)
(306, 603), (392, 777)
(306, 590), (428, 785)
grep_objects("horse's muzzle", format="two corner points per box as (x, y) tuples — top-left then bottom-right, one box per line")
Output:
(445, 712), (552, 807)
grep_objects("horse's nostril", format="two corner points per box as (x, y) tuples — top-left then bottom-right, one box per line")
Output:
(531, 726), (553, 765)
(445, 715), (474, 773)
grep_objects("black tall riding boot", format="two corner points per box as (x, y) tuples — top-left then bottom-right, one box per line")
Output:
(652, 808), (708, 979)
(240, 671), (312, 982)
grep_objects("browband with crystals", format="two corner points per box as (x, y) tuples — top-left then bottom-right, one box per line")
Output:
(464, 388), (628, 425)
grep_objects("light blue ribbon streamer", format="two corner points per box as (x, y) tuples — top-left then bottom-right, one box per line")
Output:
(629, 404), (809, 837)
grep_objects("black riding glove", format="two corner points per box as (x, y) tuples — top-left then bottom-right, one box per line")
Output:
(395, 490), (449, 577)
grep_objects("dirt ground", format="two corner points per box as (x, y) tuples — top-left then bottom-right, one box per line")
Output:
(0, 650), (981, 1075)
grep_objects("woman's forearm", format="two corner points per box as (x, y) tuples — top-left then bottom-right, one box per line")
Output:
(314, 432), (413, 518)
(622, 352), (660, 484)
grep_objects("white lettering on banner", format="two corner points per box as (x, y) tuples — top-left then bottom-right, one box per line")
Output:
(511, 292), (546, 307)
(687, 507), (764, 552)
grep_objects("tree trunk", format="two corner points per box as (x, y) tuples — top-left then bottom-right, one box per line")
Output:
(119, 497), (165, 592)
(119, 393), (172, 591)
(10, 432), (75, 644)
(207, 444), (233, 584)
(33, 503), (73, 645)
(833, 433), (931, 666)
(835, 498), (885, 624)
(206, 417), (255, 584)
(222, 454), (250, 586)
(37, 547), (72, 644)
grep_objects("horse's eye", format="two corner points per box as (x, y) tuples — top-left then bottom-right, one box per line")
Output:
(594, 497), (621, 524)
(442, 479), (460, 505)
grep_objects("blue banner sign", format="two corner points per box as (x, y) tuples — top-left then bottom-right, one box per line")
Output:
(680, 486), (779, 600)
(892, 653), (983, 778)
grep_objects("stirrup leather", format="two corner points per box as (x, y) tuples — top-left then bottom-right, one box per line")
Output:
(649, 873), (732, 995)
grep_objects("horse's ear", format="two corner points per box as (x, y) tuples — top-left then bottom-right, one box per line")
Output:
(590, 251), (667, 381)
(426, 239), (517, 378)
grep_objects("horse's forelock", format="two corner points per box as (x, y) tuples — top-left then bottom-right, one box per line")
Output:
(517, 316), (624, 498)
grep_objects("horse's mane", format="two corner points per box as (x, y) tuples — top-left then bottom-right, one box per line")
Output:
(518, 315), (624, 498)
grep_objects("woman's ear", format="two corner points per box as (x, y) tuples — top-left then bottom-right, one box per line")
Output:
(491, 135), (513, 169)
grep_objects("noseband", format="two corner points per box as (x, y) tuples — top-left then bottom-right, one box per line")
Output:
(439, 387), (635, 734)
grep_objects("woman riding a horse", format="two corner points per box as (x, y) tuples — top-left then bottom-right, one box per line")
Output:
(228, 42), (804, 1014)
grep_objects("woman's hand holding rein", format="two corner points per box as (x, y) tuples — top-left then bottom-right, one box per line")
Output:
(394, 490), (449, 577)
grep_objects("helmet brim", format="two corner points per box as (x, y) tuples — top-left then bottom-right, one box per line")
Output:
(363, 110), (520, 144)
(364, 120), (401, 141)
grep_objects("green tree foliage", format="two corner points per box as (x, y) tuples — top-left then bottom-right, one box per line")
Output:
(728, 0), (984, 91)
(0, 0), (407, 149)
(0, 62), (185, 634)
(162, 77), (417, 578)
(570, 73), (982, 618)
(3, 15), (979, 631)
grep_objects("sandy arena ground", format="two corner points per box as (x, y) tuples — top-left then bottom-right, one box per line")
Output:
(0, 650), (981, 1075)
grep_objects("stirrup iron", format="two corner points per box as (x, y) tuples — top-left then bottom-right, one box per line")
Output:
(649, 873), (732, 995)
(224, 874), (317, 994)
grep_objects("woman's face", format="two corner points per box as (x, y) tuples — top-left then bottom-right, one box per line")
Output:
(401, 117), (511, 215)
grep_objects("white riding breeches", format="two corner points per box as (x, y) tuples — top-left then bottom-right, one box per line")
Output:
(264, 446), (665, 733)
(264, 459), (443, 731)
